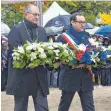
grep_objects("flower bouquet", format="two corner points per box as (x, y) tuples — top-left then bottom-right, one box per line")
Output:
(12, 46), (27, 69)
(88, 38), (111, 67)
(98, 45), (111, 67)
(72, 44), (100, 67)
(71, 43), (101, 76)
(12, 41), (74, 69)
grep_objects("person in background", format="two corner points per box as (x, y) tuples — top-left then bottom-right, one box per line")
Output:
(1, 36), (8, 91)
(94, 34), (104, 86)
(101, 37), (111, 86)
(6, 4), (49, 111)
(97, 34), (104, 45)
(92, 34), (98, 42)
(103, 37), (110, 46)
(57, 12), (95, 111)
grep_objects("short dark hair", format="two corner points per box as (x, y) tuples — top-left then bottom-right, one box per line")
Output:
(70, 12), (84, 22)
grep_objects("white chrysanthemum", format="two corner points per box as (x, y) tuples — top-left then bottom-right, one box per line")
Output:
(78, 44), (86, 51)
(39, 53), (47, 58)
(59, 43), (67, 48)
(13, 56), (16, 60)
(48, 46), (54, 49)
(55, 57), (59, 59)
(91, 52), (99, 63)
(108, 45), (111, 50)
(26, 43), (40, 51)
(66, 60), (69, 62)
(30, 52), (37, 61)
(63, 44), (67, 48)
(12, 53), (14, 57)
(38, 48), (44, 53)
(32, 43), (38, 50)
(64, 49), (69, 54)
(101, 46), (107, 51)
(89, 52), (95, 63)
(53, 44), (59, 48)
(95, 52), (99, 57)
(91, 57), (96, 63)
(36, 43), (40, 45)
(55, 53), (59, 56)
(16, 57), (20, 60)
(41, 44), (47, 47)
(17, 46), (25, 54)
(54, 49), (60, 53)
(49, 38), (53, 43)
(26, 45), (33, 50)
(12, 52), (20, 57)
(42, 42), (50, 46)
(54, 49), (60, 56)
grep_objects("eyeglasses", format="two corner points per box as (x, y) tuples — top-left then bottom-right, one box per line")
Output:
(27, 12), (40, 17)
(75, 21), (86, 24)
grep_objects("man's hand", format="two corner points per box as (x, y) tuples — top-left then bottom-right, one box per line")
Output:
(72, 64), (85, 69)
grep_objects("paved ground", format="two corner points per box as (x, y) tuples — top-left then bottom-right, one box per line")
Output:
(1, 86), (111, 111)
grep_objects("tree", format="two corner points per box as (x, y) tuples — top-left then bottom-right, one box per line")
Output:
(1, 2), (35, 28)
(1, 4), (22, 28)
(1, 1), (111, 27)
(56, 1), (111, 25)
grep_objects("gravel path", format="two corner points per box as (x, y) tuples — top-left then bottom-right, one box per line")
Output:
(1, 86), (111, 111)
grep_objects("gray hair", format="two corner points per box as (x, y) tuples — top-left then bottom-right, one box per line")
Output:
(24, 4), (36, 13)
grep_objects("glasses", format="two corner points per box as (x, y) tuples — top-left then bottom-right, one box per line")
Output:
(75, 21), (86, 24)
(28, 12), (40, 17)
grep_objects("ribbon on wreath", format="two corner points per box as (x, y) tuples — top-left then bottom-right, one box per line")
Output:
(61, 32), (93, 76)
(61, 32), (79, 50)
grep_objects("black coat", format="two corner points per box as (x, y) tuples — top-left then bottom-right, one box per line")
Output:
(57, 33), (93, 92)
(6, 21), (49, 97)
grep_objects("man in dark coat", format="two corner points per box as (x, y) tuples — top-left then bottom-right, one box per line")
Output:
(6, 4), (49, 111)
(57, 13), (95, 111)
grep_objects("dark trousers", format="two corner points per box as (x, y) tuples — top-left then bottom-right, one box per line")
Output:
(14, 88), (49, 111)
(1, 68), (8, 91)
(94, 68), (102, 85)
(58, 90), (95, 111)
(47, 69), (60, 88)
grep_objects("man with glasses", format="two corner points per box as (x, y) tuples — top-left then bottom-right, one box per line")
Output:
(6, 4), (49, 111)
(57, 12), (95, 111)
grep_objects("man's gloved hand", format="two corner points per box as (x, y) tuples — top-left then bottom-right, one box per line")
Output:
(72, 64), (85, 69)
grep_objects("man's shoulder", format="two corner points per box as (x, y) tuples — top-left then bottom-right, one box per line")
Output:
(37, 26), (46, 34)
(37, 25), (45, 30)
(16, 21), (23, 28)
(12, 21), (23, 30)
(84, 31), (90, 36)
(81, 31), (90, 39)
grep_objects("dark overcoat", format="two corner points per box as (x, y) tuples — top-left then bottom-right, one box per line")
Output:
(57, 31), (93, 92)
(6, 21), (49, 97)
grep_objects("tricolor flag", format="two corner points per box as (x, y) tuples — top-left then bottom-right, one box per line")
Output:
(61, 32), (79, 50)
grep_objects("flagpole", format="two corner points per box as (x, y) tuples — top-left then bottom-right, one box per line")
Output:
(37, 0), (43, 27)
